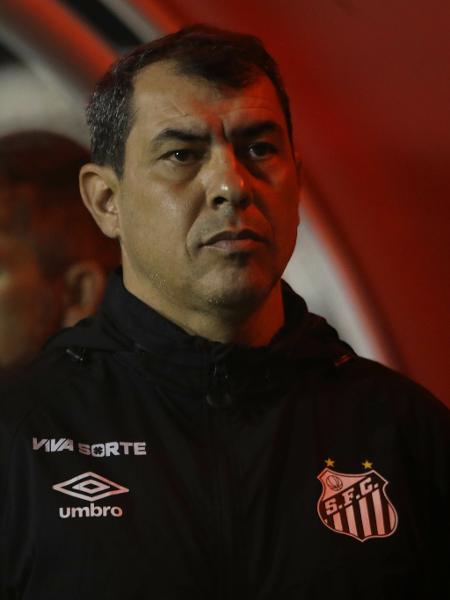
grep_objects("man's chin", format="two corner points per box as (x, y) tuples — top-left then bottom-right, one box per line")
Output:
(201, 275), (274, 314)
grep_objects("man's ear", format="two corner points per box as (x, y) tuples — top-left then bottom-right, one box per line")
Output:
(61, 261), (107, 327)
(79, 163), (120, 239)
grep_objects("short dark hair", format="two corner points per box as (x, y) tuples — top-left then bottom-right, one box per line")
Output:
(87, 24), (293, 177)
(0, 130), (119, 278)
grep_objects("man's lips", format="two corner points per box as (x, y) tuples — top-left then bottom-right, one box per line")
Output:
(201, 229), (268, 249)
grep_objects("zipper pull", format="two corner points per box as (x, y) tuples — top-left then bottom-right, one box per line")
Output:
(65, 346), (88, 364)
(206, 363), (233, 408)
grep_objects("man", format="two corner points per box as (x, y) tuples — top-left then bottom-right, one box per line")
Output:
(0, 26), (448, 599)
(0, 131), (119, 371)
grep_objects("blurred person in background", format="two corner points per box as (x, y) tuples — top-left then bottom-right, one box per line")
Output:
(0, 130), (119, 371)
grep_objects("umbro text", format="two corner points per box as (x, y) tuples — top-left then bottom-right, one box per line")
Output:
(59, 503), (123, 519)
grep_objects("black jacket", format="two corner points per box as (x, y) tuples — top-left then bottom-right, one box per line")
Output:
(0, 271), (448, 599)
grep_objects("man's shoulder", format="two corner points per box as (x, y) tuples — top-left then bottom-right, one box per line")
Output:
(0, 314), (125, 433)
(0, 350), (78, 434)
(343, 354), (439, 397)
(336, 354), (449, 425)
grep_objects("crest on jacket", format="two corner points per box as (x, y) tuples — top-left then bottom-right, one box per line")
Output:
(317, 468), (398, 542)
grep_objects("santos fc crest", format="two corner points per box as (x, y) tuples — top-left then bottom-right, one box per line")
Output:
(317, 468), (398, 542)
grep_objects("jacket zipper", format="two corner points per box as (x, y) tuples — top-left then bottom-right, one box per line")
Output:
(206, 362), (235, 599)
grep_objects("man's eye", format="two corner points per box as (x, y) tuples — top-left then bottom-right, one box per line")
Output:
(163, 149), (200, 164)
(247, 142), (276, 160)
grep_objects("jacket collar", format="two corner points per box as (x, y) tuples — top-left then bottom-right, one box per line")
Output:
(48, 268), (354, 406)
(98, 268), (353, 366)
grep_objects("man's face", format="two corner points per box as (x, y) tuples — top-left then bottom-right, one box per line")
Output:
(0, 232), (60, 369)
(115, 61), (300, 316)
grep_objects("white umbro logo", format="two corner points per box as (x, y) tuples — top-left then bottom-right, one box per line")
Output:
(53, 471), (129, 502)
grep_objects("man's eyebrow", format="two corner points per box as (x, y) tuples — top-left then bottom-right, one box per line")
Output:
(151, 128), (211, 148)
(150, 121), (281, 150)
(231, 120), (281, 139)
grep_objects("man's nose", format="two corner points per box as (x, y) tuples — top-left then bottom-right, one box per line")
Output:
(204, 146), (251, 210)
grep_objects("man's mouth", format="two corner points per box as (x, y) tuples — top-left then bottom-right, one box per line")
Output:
(201, 229), (267, 251)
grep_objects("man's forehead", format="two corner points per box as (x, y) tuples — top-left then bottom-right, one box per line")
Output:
(130, 60), (285, 132)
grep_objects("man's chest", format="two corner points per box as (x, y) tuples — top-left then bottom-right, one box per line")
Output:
(2, 378), (436, 599)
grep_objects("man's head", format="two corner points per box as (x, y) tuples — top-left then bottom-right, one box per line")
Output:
(80, 25), (300, 340)
(86, 24), (293, 179)
(0, 131), (119, 369)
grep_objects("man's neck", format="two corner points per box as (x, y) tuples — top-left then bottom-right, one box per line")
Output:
(123, 274), (285, 348)
(184, 284), (285, 347)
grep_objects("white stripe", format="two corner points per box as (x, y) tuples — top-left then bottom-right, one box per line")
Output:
(359, 496), (372, 538)
(389, 505), (396, 530)
(333, 511), (343, 531)
(345, 505), (358, 536)
(372, 489), (385, 534)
